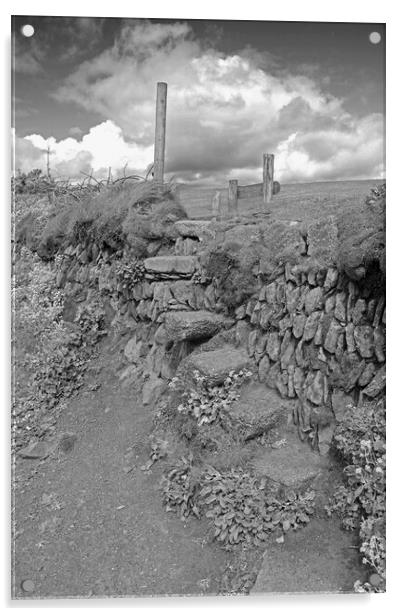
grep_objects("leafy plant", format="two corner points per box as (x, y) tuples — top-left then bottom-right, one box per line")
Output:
(199, 467), (315, 548)
(170, 369), (253, 430)
(161, 454), (202, 520)
(327, 400), (386, 592)
(162, 457), (315, 548)
(115, 257), (146, 295)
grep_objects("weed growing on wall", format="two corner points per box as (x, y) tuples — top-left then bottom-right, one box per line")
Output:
(115, 257), (146, 294)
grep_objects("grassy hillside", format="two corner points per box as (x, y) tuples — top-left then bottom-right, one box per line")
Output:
(267, 179), (384, 223)
(174, 179), (383, 222)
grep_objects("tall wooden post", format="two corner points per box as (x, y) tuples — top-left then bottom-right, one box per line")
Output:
(263, 153), (274, 204)
(153, 82), (167, 185)
(228, 179), (238, 217)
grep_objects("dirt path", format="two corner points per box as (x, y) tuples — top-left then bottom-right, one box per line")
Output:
(12, 333), (367, 599)
(12, 336), (232, 598)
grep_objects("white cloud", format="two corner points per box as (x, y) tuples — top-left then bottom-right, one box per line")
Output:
(275, 114), (385, 182)
(16, 21), (385, 183)
(14, 121), (154, 180)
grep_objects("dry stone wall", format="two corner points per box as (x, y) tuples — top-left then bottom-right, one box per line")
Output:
(55, 215), (385, 456)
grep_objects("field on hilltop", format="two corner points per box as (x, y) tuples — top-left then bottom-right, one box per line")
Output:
(264, 179), (384, 222)
(175, 179), (383, 222)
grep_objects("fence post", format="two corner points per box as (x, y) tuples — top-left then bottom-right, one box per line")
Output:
(153, 82), (168, 186)
(262, 153), (274, 204)
(228, 179), (238, 217)
(212, 190), (221, 220)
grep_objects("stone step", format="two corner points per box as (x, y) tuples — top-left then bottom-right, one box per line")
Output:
(252, 431), (327, 489)
(174, 219), (214, 241)
(164, 310), (230, 342)
(180, 345), (252, 386)
(144, 255), (198, 275)
(251, 518), (363, 594)
(228, 383), (294, 441)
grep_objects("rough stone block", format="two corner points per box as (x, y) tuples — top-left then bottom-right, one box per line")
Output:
(362, 365), (385, 398)
(251, 518), (364, 594)
(229, 383), (291, 441)
(286, 285), (301, 313)
(258, 355), (271, 382)
(266, 361), (281, 390)
(255, 333), (268, 356)
(259, 304), (274, 329)
(144, 255), (198, 275)
(293, 367), (305, 397)
(174, 219), (214, 241)
(354, 325), (374, 358)
(358, 362), (377, 387)
(303, 311), (321, 341)
(235, 304), (246, 320)
(323, 319), (343, 354)
(334, 292), (347, 323)
(225, 223), (263, 246)
(293, 314), (306, 339)
(305, 287), (324, 315)
(351, 299), (366, 325)
(235, 320), (251, 348)
(345, 323), (356, 353)
(266, 332), (281, 362)
(324, 294), (336, 314)
(323, 267), (339, 290)
(341, 353), (366, 392)
(169, 280), (195, 306)
(252, 433), (325, 487)
(124, 336), (144, 364)
(373, 297), (385, 328)
(164, 310), (228, 342)
(142, 373), (167, 406)
(181, 345), (252, 387)
(304, 370), (327, 406)
(374, 325), (385, 363)
(281, 338), (296, 369)
(331, 389), (355, 422)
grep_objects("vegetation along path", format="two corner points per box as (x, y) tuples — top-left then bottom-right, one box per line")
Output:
(13, 332), (365, 598)
(13, 175), (385, 597)
(12, 334), (232, 598)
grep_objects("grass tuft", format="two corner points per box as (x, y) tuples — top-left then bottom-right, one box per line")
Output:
(38, 179), (183, 256)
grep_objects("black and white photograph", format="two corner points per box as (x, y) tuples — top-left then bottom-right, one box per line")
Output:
(10, 9), (386, 600)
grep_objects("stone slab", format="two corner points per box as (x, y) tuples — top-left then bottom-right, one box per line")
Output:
(228, 383), (293, 441)
(174, 219), (214, 240)
(252, 432), (326, 488)
(251, 518), (363, 594)
(181, 345), (252, 386)
(144, 256), (198, 275)
(164, 310), (229, 342)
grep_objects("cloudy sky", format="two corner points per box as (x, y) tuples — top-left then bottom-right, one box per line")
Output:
(12, 16), (385, 184)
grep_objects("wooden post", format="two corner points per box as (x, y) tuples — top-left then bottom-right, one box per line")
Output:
(212, 190), (221, 220)
(228, 179), (238, 217)
(153, 82), (167, 185)
(263, 153), (274, 204)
